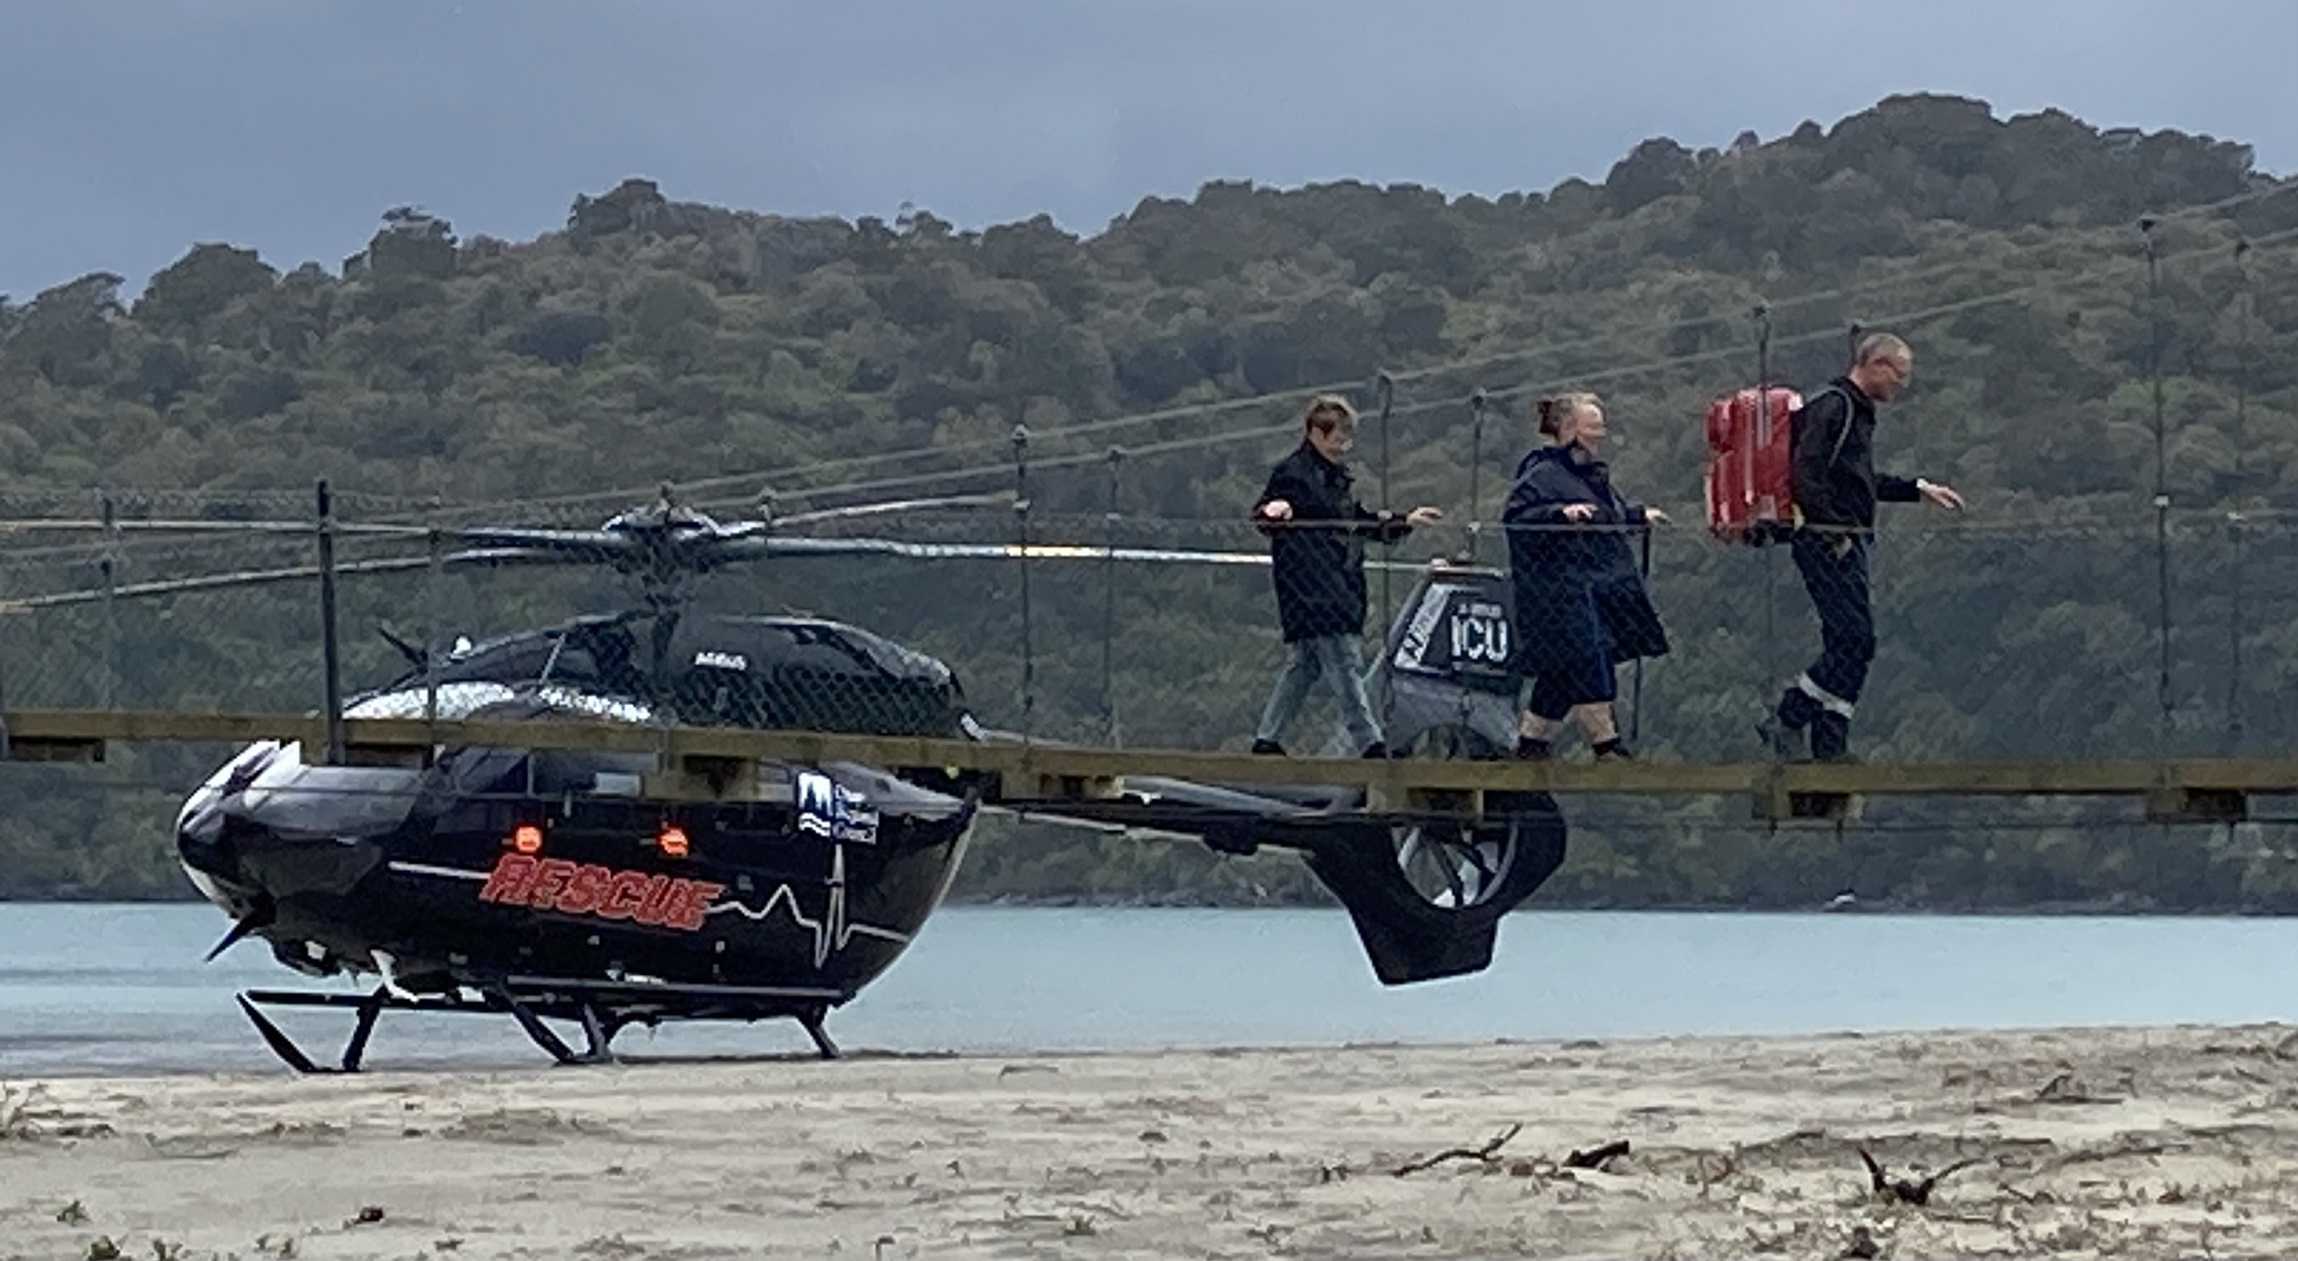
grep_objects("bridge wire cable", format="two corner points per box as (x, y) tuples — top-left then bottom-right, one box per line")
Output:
(6, 181), (2287, 533)
(8, 185), (2288, 535)
(640, 222), (2298, 521)
(9, 223), (2298, 607)
(382, 178), (2298, 522)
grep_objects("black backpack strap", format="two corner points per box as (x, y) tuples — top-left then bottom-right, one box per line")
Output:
(1801, 385), (1854, 471)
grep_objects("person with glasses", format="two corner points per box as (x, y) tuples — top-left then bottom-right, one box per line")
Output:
(1250, 395), (1442, 758)
(1761, 332), (1965, 762)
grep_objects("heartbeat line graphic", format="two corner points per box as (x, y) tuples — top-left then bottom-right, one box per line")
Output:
(705, 845), (910, 968)
(389, 855), (909, 970)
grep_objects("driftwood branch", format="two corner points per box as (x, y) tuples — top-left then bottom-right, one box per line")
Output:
(1859, 1146), (1980, 1206)
(1393, 1123), (1523, 1176)
(2036, 1071), (2123, 1105)
(1564, 1139), (1631, 1169)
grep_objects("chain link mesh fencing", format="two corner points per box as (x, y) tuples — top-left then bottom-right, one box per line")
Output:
(11, 488), (2298, 906)
(5, 491), (2295, 767)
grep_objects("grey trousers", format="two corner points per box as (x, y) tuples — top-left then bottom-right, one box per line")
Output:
(1254, 634), (1382, 752)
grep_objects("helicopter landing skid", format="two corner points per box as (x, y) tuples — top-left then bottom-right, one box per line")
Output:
(798, 1003), (839, 1059)
(499, 991), (619, 1066)
(235, 988), (396, 1073)
(234, 979), (849, 1072)
(235, 987), (634, 1070)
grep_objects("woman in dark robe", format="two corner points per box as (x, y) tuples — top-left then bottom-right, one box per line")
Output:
(1501, 392), (1670, 760)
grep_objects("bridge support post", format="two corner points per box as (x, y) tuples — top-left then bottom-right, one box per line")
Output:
(316, 480), (345, 766)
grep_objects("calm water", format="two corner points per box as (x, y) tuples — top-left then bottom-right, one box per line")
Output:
(3, 903), (2297, 1077)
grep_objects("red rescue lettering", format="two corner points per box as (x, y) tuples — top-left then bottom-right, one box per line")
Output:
(632, 875), (676, 926)
(556, 864), (609, 915)
(667, 881), (726, 931)
(476, 855), (722, 933)
(479, 853), (537, 903)
(598, 870), (651, 920)
(524, 859), (577, 909)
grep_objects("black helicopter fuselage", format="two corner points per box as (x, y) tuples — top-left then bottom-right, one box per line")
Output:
(176, 613), (980, 1035)
(172, 557), (1570, 1070)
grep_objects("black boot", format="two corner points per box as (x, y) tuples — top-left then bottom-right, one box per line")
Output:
(1777, 687), (1821, 726)
(1514, 736), (1552, 761)
(1592, 738), (1634, 762)
(1756, 714), (1803, 761)
(1250, 739), (1286, 756)
(1760, 688), (1817, 760)
(1810, 713), (1854, 763)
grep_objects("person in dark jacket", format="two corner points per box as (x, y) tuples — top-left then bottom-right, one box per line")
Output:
(1761, 332), (1964, 762)
(1250, 395), (1442, 757)
(1503, 392), (1669, 761)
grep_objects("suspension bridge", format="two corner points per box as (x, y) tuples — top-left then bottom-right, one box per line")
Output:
(4, 187), (2296, 849)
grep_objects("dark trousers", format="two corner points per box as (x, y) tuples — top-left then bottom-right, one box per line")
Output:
(1779, 532), (1873, 738)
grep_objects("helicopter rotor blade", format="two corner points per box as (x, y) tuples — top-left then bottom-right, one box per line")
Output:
(0, 527), (1445, 613)
(699, 519), (770, 543)
(436, 546), (604, 570)
(2, 556), (433, 612)
(750, 536), (1277, 566)
(729, 533), (1436, 577)
(670, 493), (1010, 567)
(0, 546), (563, 613)
(446, 527), (641, 556)
(0, 518), (425, 540)
(768, 491), (1014, 528)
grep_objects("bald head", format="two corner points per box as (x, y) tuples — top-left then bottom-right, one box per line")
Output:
(1849, 332), (1913, 402)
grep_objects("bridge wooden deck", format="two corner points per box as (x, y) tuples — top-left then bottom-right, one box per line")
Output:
(1, 707), (2282, 824)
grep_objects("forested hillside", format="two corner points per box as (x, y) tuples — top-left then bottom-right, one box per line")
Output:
(5, 94), (2298, 910)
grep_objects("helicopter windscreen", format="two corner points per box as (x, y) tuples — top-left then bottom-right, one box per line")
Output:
(362, 612), (963, 738)
(664, 617), (964, 737)
(415, 617), (647, 698)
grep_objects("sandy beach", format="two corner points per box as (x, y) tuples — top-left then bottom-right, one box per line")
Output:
(6, 1023), (2298, 1259)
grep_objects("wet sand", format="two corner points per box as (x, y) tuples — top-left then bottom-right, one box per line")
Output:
(7, 1023), (2298, 1258)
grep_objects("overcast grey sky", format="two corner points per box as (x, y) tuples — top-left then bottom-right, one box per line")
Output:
(4, 0), (2294, 300)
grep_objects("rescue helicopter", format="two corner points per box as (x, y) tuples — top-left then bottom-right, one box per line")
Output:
(13, 489), (1567, 1072)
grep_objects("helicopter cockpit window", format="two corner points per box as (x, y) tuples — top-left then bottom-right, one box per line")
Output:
(437, 639), (560, 688)
(536, 645), (599, 687)
(419, 744), (532, 838)
(444, 745), (531, 796)
(530, 750), (654, 797)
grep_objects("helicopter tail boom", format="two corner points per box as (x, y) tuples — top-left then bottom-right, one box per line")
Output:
(997, 774), (1567, 986)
